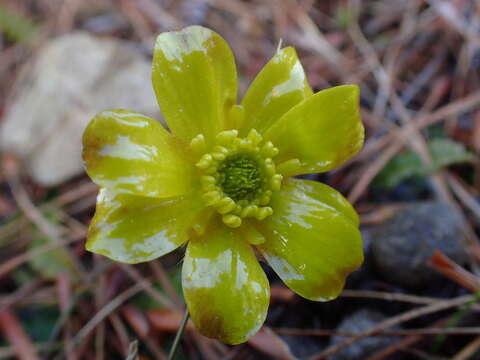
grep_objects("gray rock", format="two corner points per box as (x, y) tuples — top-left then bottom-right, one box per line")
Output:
(330, 310), (398, 360)
(0, 32), (160, 186)
(370, 201), (467, 288)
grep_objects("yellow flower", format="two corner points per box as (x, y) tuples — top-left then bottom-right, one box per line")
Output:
(82, 26), (364, 344)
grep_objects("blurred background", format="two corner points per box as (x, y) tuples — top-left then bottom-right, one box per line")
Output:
(1, 0), (480, 359)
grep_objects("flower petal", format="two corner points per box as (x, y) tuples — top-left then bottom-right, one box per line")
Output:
(86, 188), (204, 264)
(239, 47), (312, 135)
(263, 85), (364, 175)
(152, 26), (237, 145)
(82, 109), (196, 198)
(257, 178), (363, 301)
(182, 221), (269, 344)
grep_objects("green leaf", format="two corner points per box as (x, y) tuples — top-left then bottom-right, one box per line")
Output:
(22, 306), (59, 342)
(333, 5), (353, 30)
(28, 236), (79, 281)
(375, 151), (424, 188)
(376, 138), (475, 188)
(429, 138), (475, 169)
(0, 4), (37, 43)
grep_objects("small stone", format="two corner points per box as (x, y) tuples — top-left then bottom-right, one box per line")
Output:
(330, 310), (399, 360)
(370, 201), (467, 288)
(0, 32), (159, 186)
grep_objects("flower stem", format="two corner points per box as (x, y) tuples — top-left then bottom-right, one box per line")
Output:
(168, 308), (189, 360)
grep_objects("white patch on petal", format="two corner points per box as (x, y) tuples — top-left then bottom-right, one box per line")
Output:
(250, 281), (263, 293)
(184, 249), (232, 289)
(99, 135), (158, 161)
(97, 175), (149, 194)
(235, 256), (249, 290)
(264, 254), (304, 281)
(157, 27), (211, 63)
(106, 111), (150, 127)
(263, 60), (305, 105)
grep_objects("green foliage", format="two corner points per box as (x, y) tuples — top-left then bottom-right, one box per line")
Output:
(22, 306), (59, 342)
(376, 138), (475, 188)
(28, 235), (79, 281)
(333, 5), (353, 30)
(0, 4), (37, 43)
(429, 138), (475, 168)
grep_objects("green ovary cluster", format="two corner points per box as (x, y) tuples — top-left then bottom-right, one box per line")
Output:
(190, 128), (283, 228)
(217, 156), (261, 201)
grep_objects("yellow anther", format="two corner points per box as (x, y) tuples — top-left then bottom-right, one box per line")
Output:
(189, 134), (207, 155)
(241, 204), (258, 218)
(201, 183), (216, 192)
(213, 145), (229, 154)
(277, 158), (302, 175)
(200, 175), (216, 185)
(271, 174), (283, 191)
(255, 207), (273, 220)
(212, 151), (226, 161)
(259, 190), (272, 205)
(237, 138), (252, 149)
(261, 141), (279, 158)
(216, 130), (238, 145)
(247, 129), (263, 145)
(204, 165), (218, 175)
(196, 153), (214, 169)
(232, 136), (243, 148)
(217, 197), (236, 214)
(202, 190), (221, 206)
(264, 158), (276, 176)
(223, 214), (242, 228)
(270, 146), (279, 157)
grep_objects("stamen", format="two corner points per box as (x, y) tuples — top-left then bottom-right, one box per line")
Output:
(202, 190), (221, 206)
(277, 158), (301, 175)
(189, 134), (207, 155)
(255, 207), (273, 220)
(260, 141), (279, 158)
(240, 204), (257, 218)
(196, 153), (213, 169)
(212, 151), (226, 161)
(259, 190), (272, 205)
(217, 197), (236, 214)
(223, 214), (242, 228)
(216, 129), (238, 145)
(200, 175), (216, 186)
(192, 129), (283, 228)
(247, 129), (262, 146)
(264, 158), (276, 176)
(271, 174), (283, 191)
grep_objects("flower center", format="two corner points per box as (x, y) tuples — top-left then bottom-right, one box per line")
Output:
(189, 129), (283, 228)
(217, 155), (261, 201)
